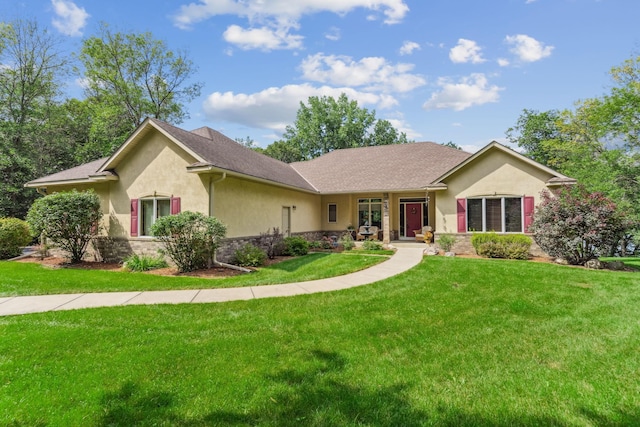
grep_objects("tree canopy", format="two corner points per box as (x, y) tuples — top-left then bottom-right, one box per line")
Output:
(506, 53), (640, 252)
(263, 93), (409, 162)
(0, 20), (202, 219)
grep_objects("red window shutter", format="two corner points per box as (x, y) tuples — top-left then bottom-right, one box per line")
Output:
(130, 198), (139, 237)
(170, 197), (181, 215)
(524, 196), (535, 232)
(456, 198), (466, 233)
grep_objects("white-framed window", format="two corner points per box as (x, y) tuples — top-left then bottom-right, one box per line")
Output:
(328, 203), (337, 223)
(131, 196), (180, 237)
(358, 198), (382, 228)
(467, 197), (523, 233)
(140, 198), (171, 236)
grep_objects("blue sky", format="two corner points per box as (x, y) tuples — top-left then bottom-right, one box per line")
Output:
(2, 0), (638, 152)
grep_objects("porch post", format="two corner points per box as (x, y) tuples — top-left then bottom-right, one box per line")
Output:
(383, 192), (390, 244)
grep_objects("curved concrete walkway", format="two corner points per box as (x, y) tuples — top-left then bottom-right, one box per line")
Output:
(0, 245), (425, 317)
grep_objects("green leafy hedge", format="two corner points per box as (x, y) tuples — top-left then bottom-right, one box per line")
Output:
(0, 218), (31, 259)
(471, 233), (532, 260)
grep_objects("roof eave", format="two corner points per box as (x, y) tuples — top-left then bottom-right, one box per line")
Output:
(187, 164), (319, 194)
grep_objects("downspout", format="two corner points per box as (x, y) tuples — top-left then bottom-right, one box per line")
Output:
(209, 172), (228, 267)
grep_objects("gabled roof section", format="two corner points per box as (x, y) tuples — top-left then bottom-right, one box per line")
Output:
(152, 120), (317, 192)
(291, 142), (472, 193)
(25, 157), (111, 188)
(428, 141), (576, 189)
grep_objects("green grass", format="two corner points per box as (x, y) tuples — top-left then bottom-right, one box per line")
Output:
(602, 256), (640, 271)
(1, 257), (639, 425)
(0, 252), (387, 296)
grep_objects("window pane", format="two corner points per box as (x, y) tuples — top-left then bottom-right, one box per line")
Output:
(486, 199), (502, 232)
(371, 203), (382, 228)
(157, 199), (171, 218)
(328, 204), (337, 223)
(141, 200), (154, 236)
(467, 199), (483, 232)
(505, 198), (522, 232)
(358, 204), (369, 226)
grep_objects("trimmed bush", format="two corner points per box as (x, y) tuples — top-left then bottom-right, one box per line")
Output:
(233, 243), (266, 267)
(0, 218), (31, 259)
(362, 240), (383, 251)
(26, 190), (102, 263)
(437, 234), (456, 252)
(339, 232), (355, 251)
(151, 211), (226, 273)
(283, 236), (309, 256)
(123, 254), (168, 272)
(471, 233), (532, 260)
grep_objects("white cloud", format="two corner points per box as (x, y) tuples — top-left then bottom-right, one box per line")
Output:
(399, 41), (420, 56)
(223, 25), (303, 51)
(386, 117), (421, 140)
(173, 0), (408, 49)
(449, 38), (485, 64)
(325, 27), (341, 41)
(203, 84), (398, 133)
(50, 0), (89, 37)
(505, 34), (553, 62)
(422, 73), (503, 111)
(300, 53), (426, 93)
(174, 0), (409, 28)
(497, 58), (510, 67)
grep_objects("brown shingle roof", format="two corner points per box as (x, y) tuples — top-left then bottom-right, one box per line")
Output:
(291, 143), (472, 193)
(26, 157), (109, 186)
(151, 119), (317, 192)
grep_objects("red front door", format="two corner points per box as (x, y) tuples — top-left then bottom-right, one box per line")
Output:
(406, 203), (422, 237)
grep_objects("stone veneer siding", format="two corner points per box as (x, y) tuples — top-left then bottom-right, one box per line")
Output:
(433, 233), (547, 257)
(87, 231), (328, 264)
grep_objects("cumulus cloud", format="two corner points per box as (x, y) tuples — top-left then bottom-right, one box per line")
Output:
(223, 25), (303, 50)
(505, 34), (553, 62)
(50, 0), (89, 37)
(173, 0), (408, 49)
(422, 73), (503, 111)
(449, 38), (485, 64)
(399, 40), (420, 56)
(497, 58), (510, 67)
(203, 84), (398, 133)
(300, 53), (426, 93)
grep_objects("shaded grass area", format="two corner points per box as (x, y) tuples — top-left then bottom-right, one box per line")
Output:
(1, 257), (639, 425)
(0, 252), (387, 296)
(602, 256), (640, 271)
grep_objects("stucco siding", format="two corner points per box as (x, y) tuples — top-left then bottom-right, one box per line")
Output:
(212, 176), (321, 238)
(107, 132), (209, 238)
(321, 194), (353, 231)
(436, 149), (553, 233)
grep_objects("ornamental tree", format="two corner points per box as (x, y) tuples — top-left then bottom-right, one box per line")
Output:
(151, 211), (226, 273)
(530, 185), (632, 265)
(26, 190), (102, 263)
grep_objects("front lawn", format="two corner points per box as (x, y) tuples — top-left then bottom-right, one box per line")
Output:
(1, 257), (639, 425)
(0, 252), (387, 296)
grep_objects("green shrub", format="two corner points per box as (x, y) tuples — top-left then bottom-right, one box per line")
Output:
(151, 211), (226, 273)
(26, 190), (102, 263)
(362, 240), (383, 250)
(471, 233), (532, 260)
(233, 243), (267, 267)
(259, 227), (284, 259)
(123, 254), (168, 272)
(437, 234), (456, 252)
(283, 236), (309, 256)
(0, 218), (31, 259)
(339, 232), (355, 251)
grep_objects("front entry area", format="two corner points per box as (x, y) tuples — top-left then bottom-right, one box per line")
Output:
(399, 198), (428, 239)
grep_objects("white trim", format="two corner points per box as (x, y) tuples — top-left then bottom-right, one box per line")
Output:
(139, 197), (171, 237)
(466, 196), (524, 233)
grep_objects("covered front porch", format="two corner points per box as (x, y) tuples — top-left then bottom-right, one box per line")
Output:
(320, 191), (438, 244)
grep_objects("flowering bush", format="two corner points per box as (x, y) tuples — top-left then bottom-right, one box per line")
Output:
(530, 186), (632, 265)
